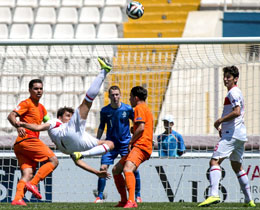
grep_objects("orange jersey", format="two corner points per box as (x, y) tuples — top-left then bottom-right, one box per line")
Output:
(133, 103), (153, 155)
(14, 98), (47, 139)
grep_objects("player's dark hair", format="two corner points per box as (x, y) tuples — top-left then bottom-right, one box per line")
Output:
(223, 66), (239, 78)
(131, 86), (147, 101)
(57, 107), (74, 118)
(29, 79), (43, 89)
(108, 85), (121, 94)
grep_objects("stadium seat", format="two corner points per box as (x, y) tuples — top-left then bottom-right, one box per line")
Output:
(0, 24), (9, 39)
(69, 58), (91, 74)
(101, 7), (122, 24)
(45, 58), (69, 73)
(0, 112), (13, 130)
(44, 76), (63, 92)
(7, 24), (29, 58)
(0, 94), (17, 111)
(0, 0), (15, 8)
(97, 24), (118, 38)
(79, 7), (100, 24)
(9, 24), (30, 39)
(93, 45), (114, 58)
(25, 58), (46, 73)
(61, 0), (83, 8)
(63, 76), (84, 93)
(75, 24), (96, 39)
(71, 45), (93, 59)
(13, 7), (34, 24)
(51, 24), (74, 57)
(16, 0), (38, 8)
(31, 24), (53, 39)
(41, 94), (58, 111)
(106, 0), (127, 7)
(35, 7), (57, 24)
(53, 24), (74, 39)
(39, 0), (60, 8)
(58, 93), (80, 108)
(57, 7), (78, 24)
(0, 76), (19, 93)
(83, 0), (105, 8)
(0, 8), (12, 24)
(2, 58), (24, 75)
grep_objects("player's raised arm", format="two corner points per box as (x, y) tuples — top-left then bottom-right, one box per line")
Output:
(17, 121), (51, 132)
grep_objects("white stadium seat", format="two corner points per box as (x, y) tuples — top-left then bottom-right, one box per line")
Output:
(39, 0), (60, 8)
(0, 76), (19, 93)
(13, 7), (34, 24)
(0, 24), (9, 39)
(75, 24), (96, 39)
(69, 58), (90, 74)
(16, 0), (38, 8)
(106, 0), (127, 7)
(0, 95), (17, 111)
(83, 0), (105, 8)
(57, 7), (78, 24)
(53, 24), (74, 39)
(2, 58), (24, 74)
(0, 8), (12, 24)
(0, 112), (13, 129)
(79, 7), (100, 24)
(0, 0), (15, 8)
(101, 6), (122, 24)
(44, 76), (63, 92)
(9, 24), (30, 39)
(35, 7), (57, 24)
(71, 45), (93, 59)
(63, 76), (84, 92)
(31, 24), (53, 39)
(61, 0), (83, 8)
(41, 94), (58, 111)
(45, 58), (69, 73)
(25, 58), (46, 72)
(59, 94), (80, 108)
(97, 24), (118, 38)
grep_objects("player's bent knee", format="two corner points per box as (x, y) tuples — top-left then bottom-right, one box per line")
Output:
(105, 140), (114, 150)
(50, 156), (59, 168)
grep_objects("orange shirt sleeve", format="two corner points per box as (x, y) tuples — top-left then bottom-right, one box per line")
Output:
(14, 100), (29, 116)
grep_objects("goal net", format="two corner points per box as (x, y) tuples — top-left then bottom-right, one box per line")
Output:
(0, 38), (259, 203)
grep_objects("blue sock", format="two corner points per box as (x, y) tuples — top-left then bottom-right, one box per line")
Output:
(97, 177), (106, 199)
(134, 170), (141, 198)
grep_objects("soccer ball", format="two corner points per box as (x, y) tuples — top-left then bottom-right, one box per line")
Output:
(126, 1), (144, 19)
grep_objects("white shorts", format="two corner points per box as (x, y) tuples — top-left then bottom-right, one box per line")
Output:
(62, 108), (98, 153)
(212, 138), (245, 163)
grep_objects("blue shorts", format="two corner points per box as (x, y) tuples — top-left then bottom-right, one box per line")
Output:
(101, 147), (128, 165)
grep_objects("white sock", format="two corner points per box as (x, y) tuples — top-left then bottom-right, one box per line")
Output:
(209, 165), (221, 196)
(81, 144), (110, 157)
(85, 70), (107, 102)
(237, 170), (252, 203)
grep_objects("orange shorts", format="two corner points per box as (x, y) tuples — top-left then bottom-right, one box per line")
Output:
(119, 146), (150, 168)
(14, 137), (55, 171)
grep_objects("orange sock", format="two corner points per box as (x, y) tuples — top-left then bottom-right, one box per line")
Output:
(14, 179), (26, 201)
(30, 162), (55, 185)
(113, 174), (127, 202)
(124, 171), (136, 202)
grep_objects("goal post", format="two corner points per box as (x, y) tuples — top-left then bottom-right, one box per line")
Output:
(0, 38), (259, 203)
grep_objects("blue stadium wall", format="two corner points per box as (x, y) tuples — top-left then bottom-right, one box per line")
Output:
(223, 12), (260, 37)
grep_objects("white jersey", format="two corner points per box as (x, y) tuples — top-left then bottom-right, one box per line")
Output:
(47, 108), (98, 154)
(221, 86), (247, 141)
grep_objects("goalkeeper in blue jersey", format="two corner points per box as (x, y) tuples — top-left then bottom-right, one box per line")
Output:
(157, 114), (186, 157)
(94, 86), (142, 203)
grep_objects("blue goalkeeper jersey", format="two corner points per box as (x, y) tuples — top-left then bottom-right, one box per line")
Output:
(99, 102), (134, 149)
(157, 130), (186, 157)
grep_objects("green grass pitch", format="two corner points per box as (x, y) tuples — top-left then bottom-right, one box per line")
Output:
(0, 202), (259, 210)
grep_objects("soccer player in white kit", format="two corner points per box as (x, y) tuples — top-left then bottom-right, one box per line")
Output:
(17, 57), (114, 178)
(198, 66), (256, 207)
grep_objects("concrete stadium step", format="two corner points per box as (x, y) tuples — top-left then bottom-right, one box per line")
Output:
(128, 12), (188, 22)
(124, 30), (183, 38)
(144, 3), (199, 13)
(141, 0), (200, 4)
(124, 21), (186, 31)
